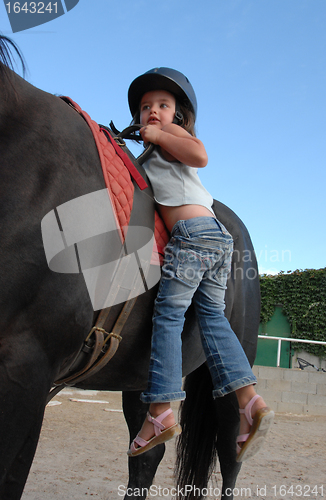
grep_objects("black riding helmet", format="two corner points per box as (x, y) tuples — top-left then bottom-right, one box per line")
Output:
(128, 67), (197, 121)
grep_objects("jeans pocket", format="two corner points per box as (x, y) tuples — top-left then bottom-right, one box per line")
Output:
(210, 246), (233, 286)
(175, 246), (205, 286)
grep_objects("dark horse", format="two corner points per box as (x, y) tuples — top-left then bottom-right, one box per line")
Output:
(0, 35), (260, 500)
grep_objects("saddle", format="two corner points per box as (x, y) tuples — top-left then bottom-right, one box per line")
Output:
(60, 97), (169, 259)
(47, 97), (169, 401)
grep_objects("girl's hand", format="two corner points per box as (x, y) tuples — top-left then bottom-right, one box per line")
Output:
(141, 123), (208, 168)
(140, 125), (162, 145)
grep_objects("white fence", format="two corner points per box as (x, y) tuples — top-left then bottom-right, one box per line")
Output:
(257, 334), (326, 367)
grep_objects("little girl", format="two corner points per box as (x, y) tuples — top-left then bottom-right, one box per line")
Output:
(127, 67), (274, 462)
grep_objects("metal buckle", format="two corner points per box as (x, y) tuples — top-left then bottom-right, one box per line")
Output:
(114, 136), (126, 147)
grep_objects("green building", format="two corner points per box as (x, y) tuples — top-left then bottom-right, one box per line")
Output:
(255, 305), (292, 368)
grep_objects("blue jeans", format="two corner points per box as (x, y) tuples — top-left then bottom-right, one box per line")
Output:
(140, 217), (257, 403)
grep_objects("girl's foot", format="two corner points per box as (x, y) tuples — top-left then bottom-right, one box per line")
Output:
(127, 404), (181, 457)
(236, 394), (274, 462)
(238, 394), (268, 437)
(138, 404), (176, 442)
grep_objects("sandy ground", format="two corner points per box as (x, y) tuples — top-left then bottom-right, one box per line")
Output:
(21, 388), (326, 500)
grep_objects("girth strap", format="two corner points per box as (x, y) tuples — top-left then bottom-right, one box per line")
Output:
(47, 237), (152, 403)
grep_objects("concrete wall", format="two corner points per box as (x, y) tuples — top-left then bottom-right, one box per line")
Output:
(252, 365), (326, 415)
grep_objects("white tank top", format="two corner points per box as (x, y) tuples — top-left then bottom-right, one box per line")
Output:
(143, 148), (214, 214)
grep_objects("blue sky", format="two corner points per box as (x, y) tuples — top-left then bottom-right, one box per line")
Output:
(1, 0), (325, 275)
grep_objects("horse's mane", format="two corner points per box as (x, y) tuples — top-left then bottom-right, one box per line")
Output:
(0, 34), (26, 77)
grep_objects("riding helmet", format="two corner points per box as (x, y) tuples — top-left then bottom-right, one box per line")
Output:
(128, 67), (197, 119)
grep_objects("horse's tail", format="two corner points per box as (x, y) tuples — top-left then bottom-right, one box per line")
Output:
(175, 363), (218, 499)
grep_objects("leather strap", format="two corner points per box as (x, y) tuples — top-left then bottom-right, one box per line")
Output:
(47, 118), (157, 403)
(108, 122), (155, 165)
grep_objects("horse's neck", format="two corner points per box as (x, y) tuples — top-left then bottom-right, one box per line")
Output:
(0, 64), (32, 127)
(0, 67), (104, 206)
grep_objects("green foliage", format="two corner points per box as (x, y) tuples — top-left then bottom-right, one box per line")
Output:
(260, 268), (326, 358)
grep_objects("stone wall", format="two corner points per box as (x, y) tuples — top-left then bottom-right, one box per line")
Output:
(252, 365), (326, 415)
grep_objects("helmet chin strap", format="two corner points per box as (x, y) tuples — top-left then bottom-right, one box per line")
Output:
(173, 101), (184, 125)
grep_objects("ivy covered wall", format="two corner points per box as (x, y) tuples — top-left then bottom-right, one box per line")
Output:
(259, 268), (326, 358)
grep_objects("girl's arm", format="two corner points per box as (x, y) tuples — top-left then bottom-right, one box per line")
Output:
(140, 123), (208, 168)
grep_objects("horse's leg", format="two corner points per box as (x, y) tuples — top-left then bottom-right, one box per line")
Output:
(122, 391), (165, 500)
(213, 393), (242, 500)
(0, 411), (45, 500)
(0, 336), (51, 499)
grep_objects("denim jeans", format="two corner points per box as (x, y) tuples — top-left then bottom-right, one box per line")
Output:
(140, 216), (257, 403)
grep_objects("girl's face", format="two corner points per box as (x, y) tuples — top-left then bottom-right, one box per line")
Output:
(140, 90), (176, 129)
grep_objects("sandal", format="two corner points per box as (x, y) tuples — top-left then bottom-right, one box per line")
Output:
(127, 408), (182, 457)
(236, 394), (274, 462)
